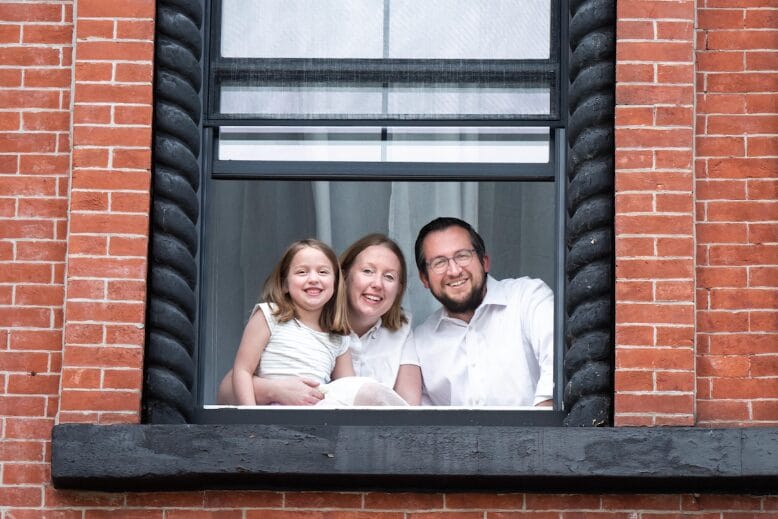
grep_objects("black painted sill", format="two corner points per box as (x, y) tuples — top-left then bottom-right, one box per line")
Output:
(51, 424), (778, 493)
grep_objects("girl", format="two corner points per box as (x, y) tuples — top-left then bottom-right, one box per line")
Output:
(231, 239), (354, 406)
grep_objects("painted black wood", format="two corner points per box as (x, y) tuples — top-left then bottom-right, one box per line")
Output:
(52, 424), (778, 492)
(563, 0), (615, 426)
(142, 0), (202, 424)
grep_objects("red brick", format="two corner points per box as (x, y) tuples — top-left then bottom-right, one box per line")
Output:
(7, 373), (60, 395)
(750, 355), (778, 377)
(76, 41), (153, 62)
(105, 324), (145, 345)
(0, 47), (60, 66)
(655, 371), (694, 392)
(0, 262), (52, 283)
(617, 20), (654, 40)
(616, 393), (694, 414)
(66, 301), (145, 323)
(60, 389), (140, 412)
(364, 493), (445, 509)
(697, 399), (750, 422)
(19, 154), (69, 175)
(112, 148), (151, 169)
(102, 369), (143, 390)
(0, 395), (46, 417)
(617, 215), (693, 235)
(707, 31), (778, 51)
(696, 179), (747, 200)
(615, 370), (653, 391)
(745, 93), (778, 114)
(107, 280), (146, 301)
(697, 267), (747, 288)
(62, 345), (142, 368)
(699, 310), (750, 332)
(618, 1), (694, 19)
(446, 493), (524, 510)
(656, 21), (693, 41)
(707, 115), (778, 135)
(616, 237), (654, 257)
(166, 512), (242, 519)
(0, 487), (42, 507)
(284, 492), (363, 509)
(682, 494), (763, 511)
(752, 400), (778, 421)
(0, 113), (20, 130)
(616, 63), (654, 84)
(655, 280), (693, 301)
(618, 41), (693, 62)
(0, 351), (50, 373)
(68, 235), (108, 256)
(747, 179), (778, 200)
(616, 193), (653, 213)
(83, 511), (162, 519)
(698, 9), (745, 30)
(618, 259), (693, 279)
(116, 20), (154, 40)
(616, 281), (653, 302)
(617, 85), (694, 106)
(22, 24), (71, 44)
(0, 3), (61, 21)
(15, 285), (64, 306)
(111, 191), (149, 213)
(0, 132), (57, 153)
(67, 257), (146, 279)
(616, 347), (694, 370)
(707, 200), (778, 222)
(72, 126), (151, 147)
(9, 330), (62, 351)
(711, 378), (778, 398)
(696, 51), (745, 72)
(30, 67), (73, 90)
(72, 148), (110, 168)
(750, 223), (778, 244)
(697, 354), (751, 377)
(0, 23), (20, 43)
(70, 190), (109, 212)
(203, 491), (283, 508)
(751, 267), (778, 287)
(61, 368), (101, 389)
(77, 0), (156, 18)
(709, 244), (778, 265)
(4, 417), (53, 440)
(655, 326), (694, 347)
(68, 213), (149, 235)
(709, 73), (778, 96)
(707, 333), (776, 355)
(697, 93), (747, 114)
(64, 324), (104, 346)
(616, 171), (692, 192)
(0, 68), (22, 86)
(73, 105), (112, 125)
(746, 51), (778, 71)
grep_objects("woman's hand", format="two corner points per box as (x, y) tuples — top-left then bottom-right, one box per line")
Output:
(263, 377), (324, 405)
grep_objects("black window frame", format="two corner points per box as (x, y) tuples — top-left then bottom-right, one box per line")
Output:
(142, 0), (615, 428)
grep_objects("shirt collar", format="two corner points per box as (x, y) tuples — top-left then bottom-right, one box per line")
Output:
(352, 318), (383, 340)
(433, 275), (506, 329)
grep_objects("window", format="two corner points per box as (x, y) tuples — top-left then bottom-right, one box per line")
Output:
(143, 0), (614, 427)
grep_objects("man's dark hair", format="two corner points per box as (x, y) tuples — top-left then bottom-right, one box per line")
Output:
(414, 217), (487, 275)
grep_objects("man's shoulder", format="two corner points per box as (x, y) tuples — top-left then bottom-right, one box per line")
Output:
(490, 276), (553, 301)
(413, 307), (445, 338)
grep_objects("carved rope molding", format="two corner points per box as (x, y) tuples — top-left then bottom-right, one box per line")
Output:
(563, 0), (616, 426)
(143, 0), (202, 424)
(142, 0), (616, 425)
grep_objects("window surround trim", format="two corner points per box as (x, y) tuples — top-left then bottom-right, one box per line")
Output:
(140, 0), (614, 427)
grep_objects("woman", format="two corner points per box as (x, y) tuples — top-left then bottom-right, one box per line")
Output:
(217, 234), (422, 405)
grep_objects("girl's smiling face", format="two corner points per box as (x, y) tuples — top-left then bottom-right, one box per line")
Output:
(346, 244), (402, 335)
(284, 246), (336, 314)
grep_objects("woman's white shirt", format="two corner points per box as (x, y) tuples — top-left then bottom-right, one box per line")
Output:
(349, 317), (413, 387)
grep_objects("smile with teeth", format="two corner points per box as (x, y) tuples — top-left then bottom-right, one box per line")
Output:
(362, 294), (382, 303)
(446, 278), (468, 288)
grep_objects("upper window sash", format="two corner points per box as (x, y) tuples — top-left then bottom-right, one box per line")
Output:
(206, 0), (564, 125)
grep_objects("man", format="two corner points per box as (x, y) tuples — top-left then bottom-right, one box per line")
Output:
(401, 217), (554, 407)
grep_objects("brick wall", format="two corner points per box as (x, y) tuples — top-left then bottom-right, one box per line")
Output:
(1, 0), (776, 515)
(694, 1), (778, 426)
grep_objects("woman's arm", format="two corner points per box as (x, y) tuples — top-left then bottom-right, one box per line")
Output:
(231, 310), (271, 406)
(394, 364), (422, 405)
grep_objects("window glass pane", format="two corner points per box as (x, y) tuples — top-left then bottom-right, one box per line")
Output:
(389, 0), (550, 59)
(220, 85), (551, 119)
(221, 0), (385, 58)
(220, 0), (550, 59)
(218, 127), (550, 163)
(200, 180), (556, 405)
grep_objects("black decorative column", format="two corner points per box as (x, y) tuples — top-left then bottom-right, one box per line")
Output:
(563, 0), (616, 426)
(142, 0), (203, 424)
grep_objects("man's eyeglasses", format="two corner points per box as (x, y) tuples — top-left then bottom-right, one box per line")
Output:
(426, 249), (477, 274)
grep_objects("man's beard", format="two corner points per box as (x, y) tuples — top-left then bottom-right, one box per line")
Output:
(433, 277), (487, 315)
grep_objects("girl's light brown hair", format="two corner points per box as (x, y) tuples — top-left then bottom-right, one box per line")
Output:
(261, 239), (350, 335)
(339, 233), (408, 331)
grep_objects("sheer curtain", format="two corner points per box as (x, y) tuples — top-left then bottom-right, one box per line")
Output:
(202, 179), (555, 403)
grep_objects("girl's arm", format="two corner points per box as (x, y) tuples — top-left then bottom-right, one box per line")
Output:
(331, 350), (356, 380)
(231, 310), (271, 406)
(217, 369), (324, 406)
(394, 364), (422, 405)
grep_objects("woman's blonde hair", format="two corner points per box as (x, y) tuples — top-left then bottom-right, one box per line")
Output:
(339, 233), (408, 331)
(261, 239), (350, 335)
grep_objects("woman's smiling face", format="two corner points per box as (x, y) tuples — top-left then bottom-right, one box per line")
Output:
(345, 245), (402, 334)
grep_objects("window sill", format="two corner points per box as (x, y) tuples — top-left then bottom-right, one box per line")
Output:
(51, 424), (777, 493)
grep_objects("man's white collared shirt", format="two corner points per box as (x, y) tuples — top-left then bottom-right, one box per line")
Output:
(350, 317), (413, 388)
(402, 276), (554, 406)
